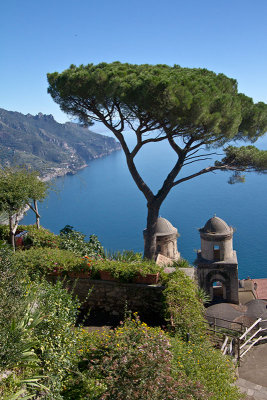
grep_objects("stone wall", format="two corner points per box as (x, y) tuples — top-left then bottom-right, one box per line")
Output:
(50, 277), (165, 320)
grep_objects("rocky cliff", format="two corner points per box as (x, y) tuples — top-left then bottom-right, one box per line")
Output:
(0, 108), (121, 177)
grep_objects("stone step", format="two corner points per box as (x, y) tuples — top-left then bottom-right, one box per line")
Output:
(236, 378), (267, 399)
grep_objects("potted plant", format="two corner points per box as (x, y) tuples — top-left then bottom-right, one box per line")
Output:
(133, 262), (161, 284)
(67, 256), (92, 278)
(99, 269), (117, 281)
(97, 260), (138, 282)
(96, 260), (162, 284)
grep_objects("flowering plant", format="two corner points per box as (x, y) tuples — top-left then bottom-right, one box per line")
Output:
(77, 314), (208, 399)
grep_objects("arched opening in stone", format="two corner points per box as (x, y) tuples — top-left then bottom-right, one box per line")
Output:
(212, 281), (224, 299)
(205, 270), (229, 303)
(213, 245), (220, 261)
(210, 278), (227, 302)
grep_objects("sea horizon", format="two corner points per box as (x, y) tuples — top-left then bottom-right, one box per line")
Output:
(22, 135), (267, 280)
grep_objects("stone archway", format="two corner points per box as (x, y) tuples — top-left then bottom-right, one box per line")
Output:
(211, 280), (226, 301)
(205, 270), (231, 303)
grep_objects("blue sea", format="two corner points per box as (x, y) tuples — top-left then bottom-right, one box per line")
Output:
(22, 135), (267, 279)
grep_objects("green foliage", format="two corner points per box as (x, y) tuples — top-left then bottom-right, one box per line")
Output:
(171, 337), (242, 400)
(195, 287), (211, 305)
(0, 167), (49, 216)
(0, 244), (48, 398)
(218, 145), (267, 172)
(0, 224), (10, 240)
(0, 168), (49, 250)
(0, 243), (242, 399)
(171, 258), (193, 269)
(92, 258), (162, 282)
(20, 225), (60, 248)
(105, 249), (143, 261)
(47, 62), (267, 143)
(59, 225), (104, 257)
(0, 244), (32, 368)
(13, 247), (87, 277)
(163, 269), (206, 339)
(32, 280), (80, 374)
(48, 62), (267, 260)
(0, 224), (59, 247)
(0, 246), (83, 399)
(75, 315), (209, 399)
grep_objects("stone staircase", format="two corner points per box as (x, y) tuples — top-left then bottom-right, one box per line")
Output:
(236, 378), (267, 399)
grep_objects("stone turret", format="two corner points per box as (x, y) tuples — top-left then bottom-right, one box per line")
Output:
(199, 216), (235, 261)
(143, 217), (180, 261)
(195, 216), (239, 304)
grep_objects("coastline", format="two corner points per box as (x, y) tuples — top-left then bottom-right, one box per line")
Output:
(3, 146), (121, 225)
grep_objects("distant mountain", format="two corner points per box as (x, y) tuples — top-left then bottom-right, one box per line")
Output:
(0, 108), (121, 177)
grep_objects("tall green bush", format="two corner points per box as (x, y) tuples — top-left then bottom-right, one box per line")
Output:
(59, 225), (104, 257)
(171, 338), (242, 400)
(0, 244), (47, 398)
(163, 269), (206, 339)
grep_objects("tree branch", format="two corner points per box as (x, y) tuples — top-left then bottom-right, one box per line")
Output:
(172, 165), (245, 187)
(131, 135), (169, 158)
(27, 202), (41, 218)
(183, 157), (214, 166)
(87, 103), (155, 202)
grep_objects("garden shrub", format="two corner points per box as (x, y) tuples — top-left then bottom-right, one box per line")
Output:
(13, 247), (87, 277)
(59, 225), (104, 257)
(163, 269), (206, 339)
(0, 244), (47, 398)
(30, 279), (82, 399)
(0, 224), (9, 241)
(18, 224), (60, 248)
(0, 264), (84, 399)
(12, 246), (161, 282)
(0, 224), (60, 248)
(105, 249), (143, 262)
(91, 258), (162, 282)
(171, 258), (193, 268)
(0, 243), (32, 368)
(75, 314), (209, 400)
(171, 337), (242, 400)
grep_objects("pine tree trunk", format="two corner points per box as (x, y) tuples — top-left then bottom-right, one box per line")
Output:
(143, 204), (160, 260)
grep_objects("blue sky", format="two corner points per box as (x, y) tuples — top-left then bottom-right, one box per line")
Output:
(1, 0), (267, 127)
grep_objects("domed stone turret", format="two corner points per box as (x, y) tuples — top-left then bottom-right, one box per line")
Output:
(143, 217), (180, 261)
(195, 215), (239, 304)
(199, 216), (234, 261)
(200, 216), (232, 236)
(154, 217), (177, 236)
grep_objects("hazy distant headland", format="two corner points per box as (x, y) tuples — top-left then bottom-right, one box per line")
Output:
(0, 108), (121, 179)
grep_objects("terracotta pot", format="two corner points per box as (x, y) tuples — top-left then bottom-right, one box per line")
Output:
(67, 271), (91, 278)
(99, 270), (117, 281)
(133, 272), (159, 284)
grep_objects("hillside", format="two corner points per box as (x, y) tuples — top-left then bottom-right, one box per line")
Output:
(0, 108), (121, 177)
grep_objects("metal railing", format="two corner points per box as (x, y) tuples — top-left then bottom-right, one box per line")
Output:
(205, 316), (267, 362)
(239, 318), (267, 359)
